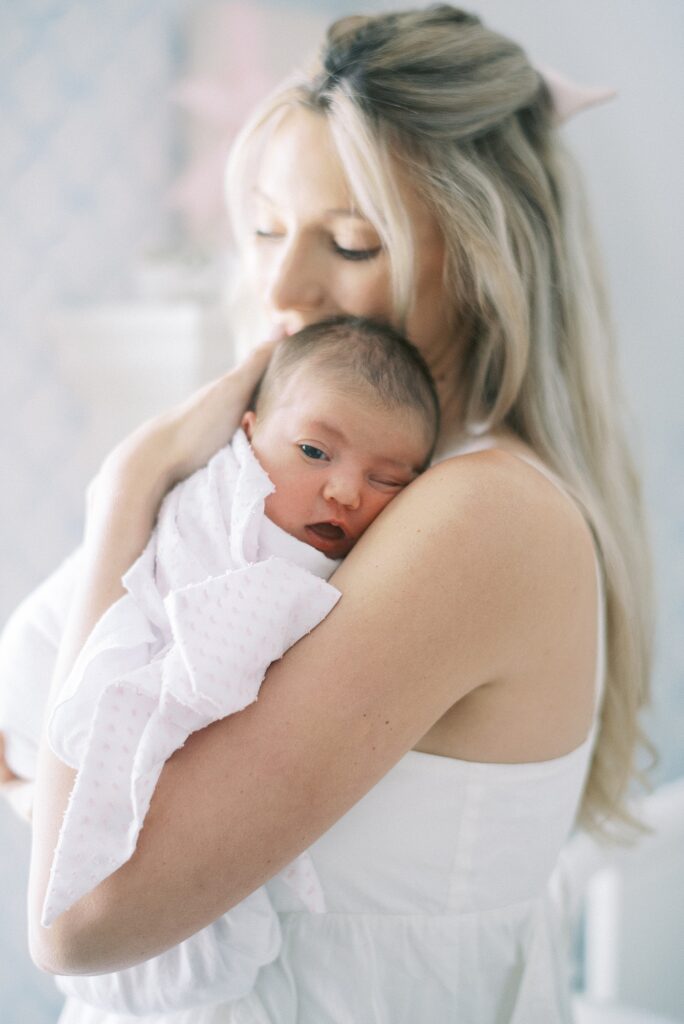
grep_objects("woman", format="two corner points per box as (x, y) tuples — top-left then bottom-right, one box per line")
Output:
(26, 7), (652, 1022)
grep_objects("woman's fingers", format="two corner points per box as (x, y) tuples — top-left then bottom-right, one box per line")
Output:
(87, 336), (281, 535)
(169, 338), (280, 481)
(93, 337), (282, 516)
(241, 337), (281, 380)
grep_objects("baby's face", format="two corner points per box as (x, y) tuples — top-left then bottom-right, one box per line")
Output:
(242, 366), (430, 559)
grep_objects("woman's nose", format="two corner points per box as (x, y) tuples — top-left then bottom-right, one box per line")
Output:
(322, 471), (362, 511)
(267, 237), (325, 313)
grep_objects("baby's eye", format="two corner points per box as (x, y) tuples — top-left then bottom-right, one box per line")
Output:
(255, 227), (284, 239)
(299, 444), (329, 461)
(371, 477), (408, 490)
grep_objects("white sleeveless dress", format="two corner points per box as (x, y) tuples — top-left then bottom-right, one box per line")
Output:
(43, 442), (606, 1024)
(227, 442), (606, 1024)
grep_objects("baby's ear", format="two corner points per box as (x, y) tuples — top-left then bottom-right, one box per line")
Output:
(241, 410), (256, 440)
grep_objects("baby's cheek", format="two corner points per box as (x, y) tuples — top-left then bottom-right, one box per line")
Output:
(263, 487), (309, 542)
(362, 493), (397, 531)
(263, 490), (289, 530)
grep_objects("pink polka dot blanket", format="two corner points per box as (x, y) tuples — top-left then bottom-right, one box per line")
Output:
(42, 428), (341, 931)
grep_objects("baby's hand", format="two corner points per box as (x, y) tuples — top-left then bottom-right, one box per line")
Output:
(0, 733), (33, 823)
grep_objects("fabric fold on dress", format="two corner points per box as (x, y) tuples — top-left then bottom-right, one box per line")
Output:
(43, 428), (341, 929)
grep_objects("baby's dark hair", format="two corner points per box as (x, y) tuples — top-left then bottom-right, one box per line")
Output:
(251, 316), (441, 466)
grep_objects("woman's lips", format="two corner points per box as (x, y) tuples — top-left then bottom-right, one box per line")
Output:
(265, 325), (289, 344)
(269, 323), (297, 340)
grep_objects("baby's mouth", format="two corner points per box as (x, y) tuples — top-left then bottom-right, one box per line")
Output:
(304, 521), (351, 556)
(307, 522), (345, 540)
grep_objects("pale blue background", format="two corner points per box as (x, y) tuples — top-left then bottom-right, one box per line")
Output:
(0, 2), (186, 1019)
(1, 2), (682, 1021)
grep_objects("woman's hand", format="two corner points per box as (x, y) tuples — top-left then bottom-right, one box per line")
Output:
(81, 338), (278, 570)
(54, 339), (279, 714)
(92, 339), (278, 518)
(146, 338), (278, 488)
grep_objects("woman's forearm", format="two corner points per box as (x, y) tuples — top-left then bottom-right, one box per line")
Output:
(28, 432), (176, 972)
(46, 443), (169, 712)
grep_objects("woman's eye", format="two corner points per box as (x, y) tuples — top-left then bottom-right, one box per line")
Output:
(332, 242), (382, 262)
(299, 444), (328, 461)
(255, 228), (283, 239)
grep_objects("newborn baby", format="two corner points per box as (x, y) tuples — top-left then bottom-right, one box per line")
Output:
(242, 314), (439, 560)
(0, 314), (438, 1017)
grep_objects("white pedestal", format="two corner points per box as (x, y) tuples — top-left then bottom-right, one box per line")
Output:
(49, 301), (236, 483)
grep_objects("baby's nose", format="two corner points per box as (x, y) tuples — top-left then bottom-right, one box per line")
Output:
(323, 472), (362, 511)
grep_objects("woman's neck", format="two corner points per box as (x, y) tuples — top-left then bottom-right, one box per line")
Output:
(429, 352), (468, 454)
(427, 323), (528, 462)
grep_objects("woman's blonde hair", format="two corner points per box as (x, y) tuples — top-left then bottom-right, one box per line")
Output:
(226, 5), (654, 837)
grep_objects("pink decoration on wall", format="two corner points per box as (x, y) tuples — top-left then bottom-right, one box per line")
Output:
(536, 64), (617, 125)
(168, 2), (276, 243)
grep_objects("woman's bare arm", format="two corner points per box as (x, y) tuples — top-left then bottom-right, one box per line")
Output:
(28, 443), (590, 976)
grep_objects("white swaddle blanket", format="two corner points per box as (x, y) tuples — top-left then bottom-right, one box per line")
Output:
(0, 428), (341, 1015)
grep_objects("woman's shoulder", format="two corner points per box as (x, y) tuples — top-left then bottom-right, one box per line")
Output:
(345, 438), (597, 647)
(387, 442), (601, 760)
(403, 441), (595, 568)
(366, 439), (599, 646)
(335, 437), (601, 761)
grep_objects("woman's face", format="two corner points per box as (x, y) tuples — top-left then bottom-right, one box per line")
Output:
(245, 107), (457, 420)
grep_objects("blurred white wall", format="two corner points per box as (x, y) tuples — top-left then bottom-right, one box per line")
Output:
(0, 2), (682, 1022)
(0, 0), (185, 621)
(0, 2), (189, 1020)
